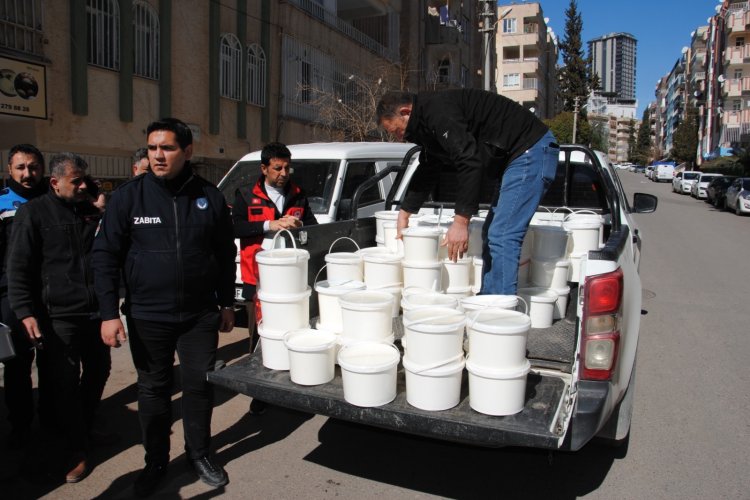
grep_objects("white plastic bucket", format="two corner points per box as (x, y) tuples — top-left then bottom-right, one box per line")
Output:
(338, 342), (400, 407)
(324, 252), (363, 283)
(563, 212), (604, 252)
(568, 251), (587, 283)
(362, 253), (402, 289)
(256, 248), (310, 294)
(466, 358), (530, 416)
(382, 221), (402, 254)
(374, 210), (399, 243)
(357, 246), (394, 258)
(417, 214), (454, 228)
(338, 290), (394, 342)
(530, 225), (569, 261)
(551, 285), (571, 320)
(461, 294), (520, 313)
(403, 356), (465, 411)
(401, 227), (443, 263)
(530, 258), (570, 289)
(517, 287), (558, 328)
(283, 328), (338, 385)
(403, 260), (443, 291)
(256, 287), (311, 332)
(472, 257), (483, 293)
(401, 291), (459, 312)
(368, 285), (402, 318)
(402, 307), (466, 366)
(444, 285), (473, 301)
(441, 258), (472, 289)
(468, 217), (485, 257)
(258, 322), (289, 370)
(465, 309), (531, 368)
(314, 280), (366, 333)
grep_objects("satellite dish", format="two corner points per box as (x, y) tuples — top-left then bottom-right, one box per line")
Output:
(681, 47), (689, 54)
(718, 74), (725, 83)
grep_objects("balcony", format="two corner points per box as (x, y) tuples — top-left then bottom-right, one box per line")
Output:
(725, 77), (750, 96)
(691, 71), (706, 83)
(724, 44), (750, 65)
(727, 9), (750, 32)
(523, 77), (538, 90)
(722, 109), (750, 126)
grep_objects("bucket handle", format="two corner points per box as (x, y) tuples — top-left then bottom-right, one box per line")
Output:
(403, 310), (464, 329)
(328, 236), (361, 255)
(408, 353), (464, 375)
(563, 209), (601, 222)
(271, 228), (297, 250)
(366, 282), (403, 290)
(313, 264), (328, 285)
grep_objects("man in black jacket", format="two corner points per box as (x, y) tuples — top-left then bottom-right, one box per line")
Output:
(8, 152), (111, 483)
(377, 89), (559, 295)
(0, 144), (53, 448)
(93, 118), (236, 496)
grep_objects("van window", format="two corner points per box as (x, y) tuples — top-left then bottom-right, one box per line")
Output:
(540, 159), (607, 210)
(341, 161), (381, 206)
(219, 159), (339, 214)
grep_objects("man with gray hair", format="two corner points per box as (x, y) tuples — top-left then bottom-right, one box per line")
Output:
(132, 147), (150, 177)
(8, 152), (111, 483)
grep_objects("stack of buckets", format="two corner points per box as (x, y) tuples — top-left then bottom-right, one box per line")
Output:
(462, 296), (533, 416)
(255, 231), (313, 371)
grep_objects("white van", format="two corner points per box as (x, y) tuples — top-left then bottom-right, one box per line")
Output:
(654, 164), (675, 182)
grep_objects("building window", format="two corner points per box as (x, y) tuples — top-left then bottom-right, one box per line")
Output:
(736, 36), (745, 47)
(502, 18), (516, 34)
(247, 43), (266, 107)
(0, 0), (44, 56)
(503, 73), (520, 87)
(735, 69), (743, 79)
(732, 100), (741, 111)
(87, 0), (120, 70)
(133, 0), (159, 79)
(219, 33), (242, 100)
(437, 57), (450, 84)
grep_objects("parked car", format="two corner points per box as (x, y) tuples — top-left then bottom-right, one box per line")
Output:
(634, 165), (645, 173)
(676, 171), (700, 194)
(645, 166), (655, 179)
(690, 173), (722, 199)
(724, 177), (750, 215)
(706, 176), (737, 207)
(653, 164), (675, 182)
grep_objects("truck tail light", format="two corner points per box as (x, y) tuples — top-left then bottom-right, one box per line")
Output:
(581, 268), (623, 381)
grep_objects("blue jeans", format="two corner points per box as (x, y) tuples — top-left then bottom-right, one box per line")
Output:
(480, 130), (559, 295)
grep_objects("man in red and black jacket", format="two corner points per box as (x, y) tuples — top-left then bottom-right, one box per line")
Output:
(232, 142), (317, 356)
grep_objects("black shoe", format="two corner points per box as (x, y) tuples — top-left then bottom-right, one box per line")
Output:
(249, 398), (267, 416)
(134, 462), (168, 497)
(188, 456), (228, 488)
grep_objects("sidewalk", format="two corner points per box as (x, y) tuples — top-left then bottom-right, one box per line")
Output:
(0, 325), (292, 499)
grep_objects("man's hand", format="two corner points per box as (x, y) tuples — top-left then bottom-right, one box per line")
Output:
(442, 214), (470, 262)
(219, 308), (235, 332)
(21, 316), (43, 346)
(269, 215), (302, 231)
(396, 209), (411, 239)
(101, 318), (127, 348)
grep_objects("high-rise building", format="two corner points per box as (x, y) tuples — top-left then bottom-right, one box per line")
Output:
(588, 32), (637, 101)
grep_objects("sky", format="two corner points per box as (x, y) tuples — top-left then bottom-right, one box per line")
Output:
(521, 0), (721, 117)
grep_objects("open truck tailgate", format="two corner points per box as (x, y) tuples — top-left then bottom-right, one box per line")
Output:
(208, 345), (570, 450)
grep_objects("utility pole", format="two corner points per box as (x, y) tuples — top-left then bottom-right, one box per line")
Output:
(478, 0), (496, 92)
(572, 96), (580, 144)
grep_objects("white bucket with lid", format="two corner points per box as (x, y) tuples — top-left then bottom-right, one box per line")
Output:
(367, 285), (402, 318)
(401, 290), (459, 312)
(314, 280), (366, 332)
(374, 210), (399, 243)
(362, 252), (402, 289)
(529, 225), (569, 261)
(517, 287), (558, 328)
(322, 237), (363, 283)
(403, 260), (442, 291)
(338, 342), (400, 407)
(563, 211), (604, 252)
(468, 216), (485, 257)
(461, 294), (521, 313)
(441, 257), (472, 289)
(256, 287), (311, 332)
(401, 227), (443, 263)
(382, 221), (402, 254)
(403, 356), (465, 411)
(530, 257), (570, 289)
(256, 229), (309, 294)
(283, 328), (338, 385)
(465, 309), (531, 368)
(417, 214), (454, 228)
(551, 285), (571, 320)
(402, 307), (466, 366)
(444, 285), (474, 301)
(466, 358), (530, 416)
(257, 321), (289, 370)
(357, 246), (394, 258)
(339, 290), (394, 342)
(472, 257), (483, 293)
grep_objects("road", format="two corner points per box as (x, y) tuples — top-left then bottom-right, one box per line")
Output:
(1, 170), (749, 499)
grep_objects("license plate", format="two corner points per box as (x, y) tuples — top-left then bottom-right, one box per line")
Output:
(234, 287), (245, 301)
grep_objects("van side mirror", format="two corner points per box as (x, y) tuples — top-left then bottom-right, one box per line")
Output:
(632, 193), (658, 213)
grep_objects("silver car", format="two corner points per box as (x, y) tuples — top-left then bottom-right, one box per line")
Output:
(690, 173), (721, 199)
(724, 177), (750, 215)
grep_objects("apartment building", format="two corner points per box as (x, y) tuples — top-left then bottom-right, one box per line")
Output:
(587, 94), (638, 163)
(0, 0), (408, 188)
(718, 1), (750, 154)
(495, 2), (558, 119)
(588, 32), (637, 101)
(651, 76), (669, 159)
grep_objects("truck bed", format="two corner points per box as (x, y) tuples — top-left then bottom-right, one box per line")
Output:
(208, 317), (574, 450)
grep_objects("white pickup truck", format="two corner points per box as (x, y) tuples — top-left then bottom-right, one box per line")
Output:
(210, 144), (658, 451)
